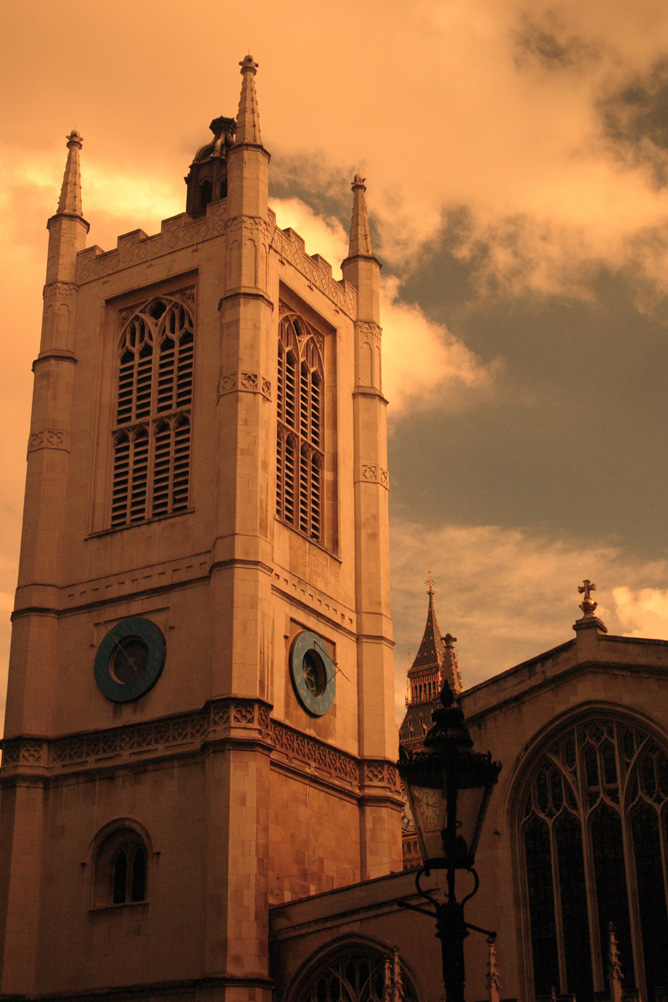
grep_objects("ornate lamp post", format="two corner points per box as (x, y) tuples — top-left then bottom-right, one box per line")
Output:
(398, 682), (502, 1002)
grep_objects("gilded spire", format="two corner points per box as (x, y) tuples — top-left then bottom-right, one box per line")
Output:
(235, 54), (262, 145)
(347, 174), (374, 258)
(56, 130), (84, 217)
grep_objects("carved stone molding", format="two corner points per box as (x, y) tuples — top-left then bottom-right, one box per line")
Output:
(224, 216), (272, 242)
(27, 429), (70, 454)
(271, 226), (356, 317)
(42, 282), (78, 302)
(218, 371), (271, 400)
(357, 321), (382, 342)
(1, 701), (385, 797)
(359, 464), (389, 489)
(271, 720), (359, 786)
(2, 739), (47, 767)
(361, 760), (401, 793)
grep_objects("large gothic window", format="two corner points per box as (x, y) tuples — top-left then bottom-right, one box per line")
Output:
(111, 295), (194, 527)
(276, 311), (324, 542)
(289, 944), (418, 1002)
(519, 714), (668, 1002)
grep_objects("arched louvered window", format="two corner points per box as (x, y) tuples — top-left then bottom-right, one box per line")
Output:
(519, 714), (668, 1002)
(111, 295), (194, 527)
(276, 312), (324, 542)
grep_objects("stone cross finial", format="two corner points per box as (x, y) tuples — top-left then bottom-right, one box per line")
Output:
(426, 569), (435, 596)
(578, 579), (597, 615)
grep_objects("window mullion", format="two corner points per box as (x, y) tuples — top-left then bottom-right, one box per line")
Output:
(621, 738), (648, 1002)
(576, 729), (606, 994)
(549, 817), (568, 993)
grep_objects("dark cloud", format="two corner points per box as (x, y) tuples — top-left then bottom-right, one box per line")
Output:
(513, 9), (600, 73)
(599, 58), (668, 188)
(391, 232), (668, 561)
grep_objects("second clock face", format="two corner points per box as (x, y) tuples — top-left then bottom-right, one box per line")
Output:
(290, 630), (336, 716)
(94, 617), (166, 703)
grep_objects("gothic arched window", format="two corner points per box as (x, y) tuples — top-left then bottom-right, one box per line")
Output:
(276, 311), (324, 542)
(519, 714), (668, 1002)
(289, 943), (419, 1002)
(112, 295), (194, 527)
(93, 826), (149, 908)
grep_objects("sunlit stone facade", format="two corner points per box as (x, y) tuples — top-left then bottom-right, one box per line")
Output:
(0, 57), (400, 1002)
(2, 52), (668, 1002)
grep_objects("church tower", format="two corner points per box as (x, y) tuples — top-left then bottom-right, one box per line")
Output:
(0, 58), (401, 1002)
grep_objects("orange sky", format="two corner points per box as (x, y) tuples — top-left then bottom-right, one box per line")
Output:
(5, 0), (668, 720)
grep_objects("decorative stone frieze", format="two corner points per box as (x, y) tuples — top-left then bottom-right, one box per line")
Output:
(1, 739), (48, 767)
(361, 760), (401, 793)
(357, 321), (382, 342)
(218, 371), (272, 399)
(1, 701), (376, 797)
(27, 429), (70, 454)
(271, 720), (359, 786)
(359, 464), (389, 489)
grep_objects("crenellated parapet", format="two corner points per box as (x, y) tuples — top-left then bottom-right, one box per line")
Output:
(76, 199), (229, 284)
(271, 222), (356, 316)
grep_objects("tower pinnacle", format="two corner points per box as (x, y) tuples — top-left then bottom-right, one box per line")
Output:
(347, 174), (374, 258)
(235, 54), (262, 146)
(56, 130), (84, 218)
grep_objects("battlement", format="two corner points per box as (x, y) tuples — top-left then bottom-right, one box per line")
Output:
(271, 219), (356, 317)
(76, 200), (228, 285)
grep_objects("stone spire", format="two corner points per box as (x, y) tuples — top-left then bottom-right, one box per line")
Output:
(411, 571), (445, 672)
(235, 55), (262, 146)
(405, 572), (463, 701)
(56, 130), (84, 218)
(347, 174), (374, 258)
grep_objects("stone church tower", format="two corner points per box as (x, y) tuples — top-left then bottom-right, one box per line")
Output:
(0, 57), (401, 1001)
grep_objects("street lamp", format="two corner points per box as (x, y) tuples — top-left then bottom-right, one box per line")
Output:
(398, 681), (502, 1002)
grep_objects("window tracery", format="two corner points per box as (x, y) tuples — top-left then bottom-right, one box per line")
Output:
(519, 714), (668, 1002)
(290, 944), (418, 1002)
(276, 311), (324, 542)
(111, 295), (194, 527)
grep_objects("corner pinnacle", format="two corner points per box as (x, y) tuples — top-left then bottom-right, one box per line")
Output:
(347, 174), (374, 257)
(236, 54), (262, 145)
(56, 130), (84, 217)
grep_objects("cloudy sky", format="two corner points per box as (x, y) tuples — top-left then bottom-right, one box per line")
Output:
(4, 0), (668, 723)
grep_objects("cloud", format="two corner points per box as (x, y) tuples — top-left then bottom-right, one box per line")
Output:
(390, 515), (668, 721)
(612, 585), (668, 638)
(271, 197), (499, 415)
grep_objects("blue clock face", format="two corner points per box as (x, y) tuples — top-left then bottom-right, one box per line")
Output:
(94, 617), (166, 703)
(289, 631), (336, 716)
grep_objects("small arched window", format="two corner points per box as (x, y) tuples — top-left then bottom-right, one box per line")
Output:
(112, 294), (194, 528)
(93, 826), (149, 908)
(276, 311), (325, 543)
(517, 713), (668, 1002)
